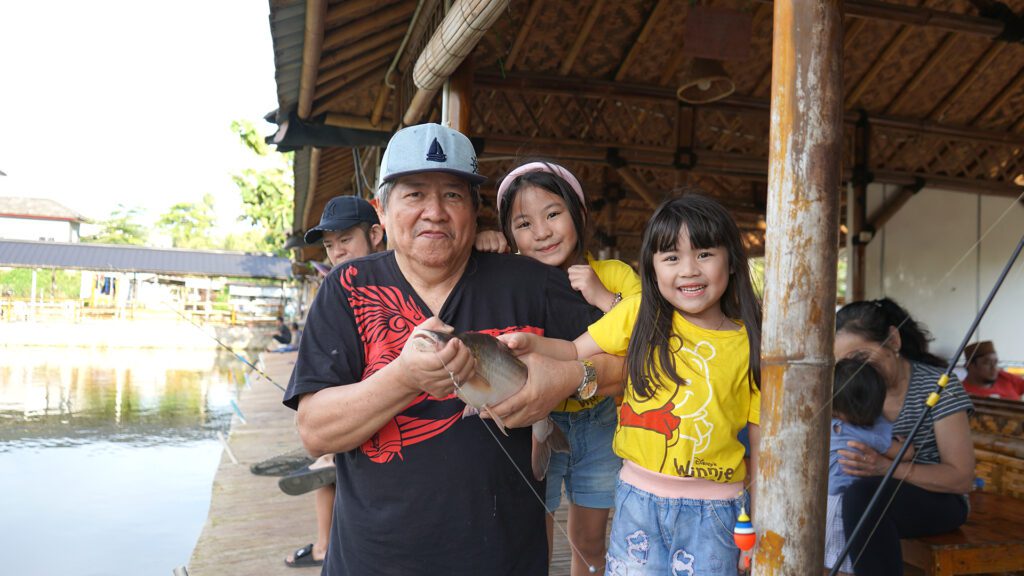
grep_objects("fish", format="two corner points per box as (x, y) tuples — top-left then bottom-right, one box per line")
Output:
(410, 328), (570, 481)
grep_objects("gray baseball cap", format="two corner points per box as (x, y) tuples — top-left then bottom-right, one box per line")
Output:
(304, 195), (380, 245)
(379, 123), (486, 186)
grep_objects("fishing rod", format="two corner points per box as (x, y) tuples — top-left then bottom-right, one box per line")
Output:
(156, 298), (287, 392)
(829, 231), (1024, 576)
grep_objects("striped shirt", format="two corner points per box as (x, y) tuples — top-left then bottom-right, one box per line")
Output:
(893, 361), (974, 464)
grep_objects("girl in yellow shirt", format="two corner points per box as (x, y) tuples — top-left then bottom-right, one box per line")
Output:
(508, 193), (762, 574)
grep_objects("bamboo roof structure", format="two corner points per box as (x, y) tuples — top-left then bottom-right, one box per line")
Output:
(266, 0), (1024, 261)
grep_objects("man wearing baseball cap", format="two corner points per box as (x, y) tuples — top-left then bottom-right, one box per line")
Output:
(282, 194), (386, 569)
(303, 195), (385, 268)
(284, 124), (623, 575)
(961, 340), (1024, 400)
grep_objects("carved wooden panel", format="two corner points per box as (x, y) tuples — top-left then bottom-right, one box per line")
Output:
(472, 90), (678, 150)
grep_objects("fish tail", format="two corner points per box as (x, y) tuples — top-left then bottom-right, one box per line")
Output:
(545, 419), (570, 454)
(531, 433), (551, 481)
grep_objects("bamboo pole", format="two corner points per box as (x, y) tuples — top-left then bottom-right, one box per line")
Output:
(755, 0), (843, 573)
(614, 0), (668, 82)
(297, 0), (327, 119)
(844, 26), (914, 109)
(503, 0), (544, 71)
(302, 148), (321, 234)
(404, 0), (509, 125)
(560, 0), (605, 76)
(322, 3), (414, 52)
(447, 57), (473, 134)
(928, 43), (1006, 121)
(883, 33), (957, 114)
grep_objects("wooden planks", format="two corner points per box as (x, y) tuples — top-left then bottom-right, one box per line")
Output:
(188, 352), (316, 576)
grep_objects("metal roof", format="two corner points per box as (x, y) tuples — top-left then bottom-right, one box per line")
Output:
(0, 197), (88, 222)
(0, 240), (293, 280)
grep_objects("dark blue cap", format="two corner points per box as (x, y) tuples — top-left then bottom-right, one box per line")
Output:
(304, 196), (379, 245)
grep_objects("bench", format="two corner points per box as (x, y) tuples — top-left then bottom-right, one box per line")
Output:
(900, 491), (1024, 576)
(971, 397), (1024, 499)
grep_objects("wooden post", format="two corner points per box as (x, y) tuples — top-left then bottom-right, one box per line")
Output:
(447, 57), (473, 134)
(850, 112), (870, 301)
(755, 0), (843, 574)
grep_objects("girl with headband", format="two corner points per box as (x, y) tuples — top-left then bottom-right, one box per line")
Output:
(491, 160), (640, 574)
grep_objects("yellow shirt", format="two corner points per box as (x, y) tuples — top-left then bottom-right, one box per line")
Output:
(589, 295), (760, 482)
(555, 255), (641, 413)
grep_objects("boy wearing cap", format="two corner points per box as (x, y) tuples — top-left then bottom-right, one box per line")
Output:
(303, 195), (385, 269)
(962, 340), (1024, 401)
(284, 124), (622, 576)
(284, 195), (385, 569)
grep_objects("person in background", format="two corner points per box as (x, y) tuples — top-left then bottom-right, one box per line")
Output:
(825, 357), (915, 574)
(283, 195), (385, 569)
(830, 298), (974, 576)
(272, 316), (292, 347)
(961, 340), (1024, 401)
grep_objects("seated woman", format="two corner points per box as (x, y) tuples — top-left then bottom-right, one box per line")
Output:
(827, 298), (975, 576)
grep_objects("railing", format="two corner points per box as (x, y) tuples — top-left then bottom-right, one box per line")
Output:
(0, 298), (282, 326)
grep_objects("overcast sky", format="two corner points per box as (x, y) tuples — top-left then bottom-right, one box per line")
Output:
(0, 1), (280, 232)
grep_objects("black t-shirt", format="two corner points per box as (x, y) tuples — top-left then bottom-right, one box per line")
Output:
(284, 250), (600, 576)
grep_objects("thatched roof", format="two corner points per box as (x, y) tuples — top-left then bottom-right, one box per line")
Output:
(267, 0), (1024, 260)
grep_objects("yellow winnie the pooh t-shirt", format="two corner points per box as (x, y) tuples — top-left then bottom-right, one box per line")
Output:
(589, 295), (760, 483)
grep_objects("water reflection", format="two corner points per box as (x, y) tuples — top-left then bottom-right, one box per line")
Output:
(0, 346), (249, 576)
(0, 348), (242, 448)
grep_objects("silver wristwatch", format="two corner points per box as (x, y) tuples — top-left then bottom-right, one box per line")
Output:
(575, 359), (598, 401)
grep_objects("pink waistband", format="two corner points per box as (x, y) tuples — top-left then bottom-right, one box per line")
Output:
(620, 460), (744, 500)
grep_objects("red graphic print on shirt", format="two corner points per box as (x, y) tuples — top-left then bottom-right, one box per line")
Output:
(340, 266), (544, 464)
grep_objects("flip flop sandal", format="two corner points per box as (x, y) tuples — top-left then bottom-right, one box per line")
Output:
(250, 449), (315, 477)
(278, 462), (337, 496)
(285, 543), (323, 568)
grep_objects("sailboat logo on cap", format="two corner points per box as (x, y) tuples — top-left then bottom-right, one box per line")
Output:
(426, 138), (447, 163)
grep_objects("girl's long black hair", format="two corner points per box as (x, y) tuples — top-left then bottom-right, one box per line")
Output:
(627, 193), (763, 398)
(835, 298), (947, 367)
(497, 161), (588, 268)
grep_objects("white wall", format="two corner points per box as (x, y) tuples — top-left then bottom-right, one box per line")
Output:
(0, 217), (77, 242)
(862, 185), (1024, 363)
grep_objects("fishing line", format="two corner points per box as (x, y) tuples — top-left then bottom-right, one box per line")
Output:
(155, 298), (287, 392)
(434, 349), (601, 574)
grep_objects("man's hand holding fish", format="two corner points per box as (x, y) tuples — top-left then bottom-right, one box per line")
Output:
(398, 317), (476, 399)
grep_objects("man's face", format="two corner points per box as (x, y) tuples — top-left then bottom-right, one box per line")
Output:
(381, 172), (476, 269)
(322, 226), (374, 267)
(967, 353), (999, 385)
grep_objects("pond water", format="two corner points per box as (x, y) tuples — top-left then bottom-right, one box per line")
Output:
(0, 347), (247, 576)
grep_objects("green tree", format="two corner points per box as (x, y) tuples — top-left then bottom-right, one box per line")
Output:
(157, 193), (217, 249)
(231, 120), (294, 256)
(83, 204), (148, 245)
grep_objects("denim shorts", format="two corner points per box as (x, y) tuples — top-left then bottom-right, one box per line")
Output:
(545, 396), (621, 510)
(605, 479), (745, 576)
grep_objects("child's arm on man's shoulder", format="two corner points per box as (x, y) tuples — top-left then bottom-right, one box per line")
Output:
(474, 230), (509, 253)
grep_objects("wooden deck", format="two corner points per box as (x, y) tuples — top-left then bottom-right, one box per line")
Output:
(188, 351), (581, 575)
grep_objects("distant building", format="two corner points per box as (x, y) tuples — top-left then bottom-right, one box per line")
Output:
(0, 197), (87, 243)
